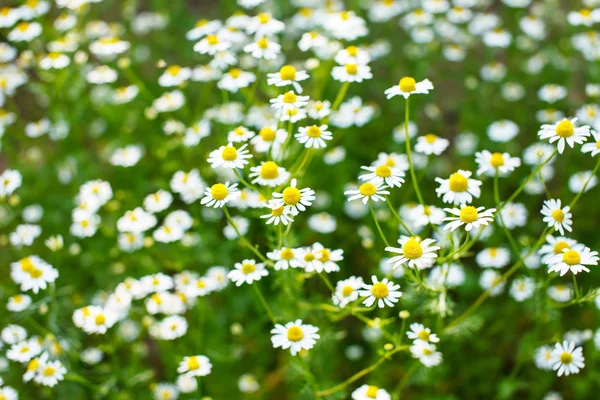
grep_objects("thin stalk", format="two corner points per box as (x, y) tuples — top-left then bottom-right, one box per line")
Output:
(223, 206), (269, 264)
(404, 98), (424, 205)
(253, 284), (277, 324)
(384, 195), (413, 236)
(369, 201), (390, 247)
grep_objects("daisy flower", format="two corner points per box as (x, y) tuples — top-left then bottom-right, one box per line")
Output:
(260, 203), (294, 226)
(270, 91), (309, 113)
(410, 341), (443, 367)
(249, 161), (290, 187)
(218, 68), (256, 93)
(200, 182), (239, 208)
(435, 170), (482, 205)
(414, 134), (449, 156)
(443, 205), (496, 232)
(550, 341), (584, 377)
(385, 77), (434, 99)
(406, 323), (440, 343)
(344, 182), (390, 204)
(227, 126), (255, 143)
(243, 37), (281, 60)
(541, 199), (572, 235)
(547, 246), (599, 276)
(351, 385), (391, 400)
(331, 63), (373, 83)
(581, 130), (600, 157)
(332, 276), (364, 308)
(538, 118), (590, 154)
(177, 355), (212, 377)
(295, 125), (332, 149)
(359, 164), (405, 188)
(475, 150), (521, 177)
(538, 235), (581, 264)
(385, 236), (440, 270)
(267, 65), (309, 93)
(207, 142), (252, 169)
(193, 33), (230, 55)
(35, 359), (66, 387)
(270, 320), (320, 356)
(267, 247), (301, 270)
(358, 275), (402, 308)
(251, 126), (287, 153)
(227, 260), (268, 286)
(410, 204), (445, 228)
(271, 179), (315, 215)
(476, 247), (510, 269)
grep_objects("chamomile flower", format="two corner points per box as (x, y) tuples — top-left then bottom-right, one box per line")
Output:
(267, 247), (301, 270)
(247, 12), (285, 36)
(270, 320), (320, 356)
(260, 203), (294, 226)
(227, 259), (268, 286)
(227, 126), (255, 143)
(331, 63), (373, 83)
(476, 247), (510, 269)
(538, 118), (590, 154)
(510, 276), (535, 302)
(208, 142), (252, 169)
(407, 323), (440, 343)
(351, 385), (391, 400)
(359, 164), (405, 188)
(332, 276), (364, 308)
(35, 359), (66, 387)
(475, 151), (521, 177)
(7, 339), (42, 363)
(270, 91), (309, 113)
(143, 190), (173, 213)
(385, 77), (434, 99)
(193, 33), (230, 55)
(479, 270), (506, 296)
(386, 236), (440, 270)
(358, 276), (402, 308)
(10, 256), (58, 294)
(158, 65), (192, 87)
(410, 205), (445, 228)
(200, 182), (239, 208)
(243, 37), (281, 60)
(345, 182), (390, 204)
(7, 294), (32, 312)
(251, 126), (287, 153)
(267, 65), (309, 93)
(435, 170), (482, 205)
(177, 355), (212, 377)
(271, 179), (315, 215)
(581, 130), (600, 157)
(443, 205), (496, 232)
(410, 341), (443, 367)
(547, 246), (599, 276)
(295, 125), (332, 149)
(414, 134), (449, 156)
(550, 341), (584, 377)
(541, 199), (572, 235)
(218, 68), (256, 93)
(539, 235), (581, 263)
(249, 162), (290, 187)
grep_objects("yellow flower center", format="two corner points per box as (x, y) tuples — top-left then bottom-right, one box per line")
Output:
(195, 19), (208, 27)
(345, 64), (358, 75)
(229, 68), (242, 78)
(17, 22), (30, 32)
(257, 37), (269, 49)
(283, 187), (301, 205)
(399, 77), (417, 92)
(418, 330), (430, 341)
(341, 285), (354, 297)
(304, 253), (315, 262)
(490, 152), (505, 168)
(359, 183), (377, 197)
(306, 125), (322, 138)
(283, 91), (297, 103)
(424, 134), (437, 144)
(211, 184), (229, 200)
(95, 314), (106, 325)
(187, 356), (200, 370)
(206, 34), (218, 45)
(459, 206), (479, 223)
(258, 13), (271, 24)
(318, 249), (330, 262)
(260, 161), (279, 179)
(271, 206), (285, 217)
(27, 358), (40, 371)
(241, 263), (256, 274)
(197, 280), (206, 288)
(555, 120), (574, 138)
(580, 8), (591, 17)
(259, 127), (276, 141)
(562, 250), (581, 266)
(346, 45), (358, 56)
(221, 146), (238, 161)
(21, 257), (34, 273)
(287, 326), (304, 341)
(281, 248), (294, 260)
(20, 346), (30, 353)
(371, 282), (389, 299)
(553, 241), (570, 254)
(403, 238), (423, 259)
(29, 268), (43, 278)
(489, 248), (498, 258)
(366, 385), (379, 398)
(340, 11), (350, 20)
(43, 367), (55, 377)
(560, 352), (573, 364)
(375, 165), (392, 177)
(551, 209), (565, 222)
(280, 65), (296, 80)
(449, 173), (468, 192)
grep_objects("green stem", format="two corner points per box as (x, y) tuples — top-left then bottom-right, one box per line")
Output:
(253, 284), (277, 324)
(404, 98), (424, 205)
(223, 206), (270, 264)
(569, 155), (600, 208)
(369, 201), (390, 247)
(384, 195), (414, 236)
(330, 81), (350, 112)
(493, 173), (520, 256)
(317, 272), (335, 293)
(393, 362), (419, 399)
(572, 274), (580, 300)
(233, 169), (262, 193)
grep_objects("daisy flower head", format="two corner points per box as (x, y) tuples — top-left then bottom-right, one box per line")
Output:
(581, 130), (600, 157)
(251, 126), (287, 153)
(207, 142), (252, 169)
(385, 77), (434, 99)
(227, 126), (255, 143)
(475, 150), (521, 177)
(331, 63), (373, 83)
(34, 359), (66, 387)
(270, 320), (319, 356)
(385, 236), (440, 270)
(414, 134), (450, 156)
(541, 199), (572, 235)
(227, 259), (268, 286)
(200, 182), (239, 208)
(443, 205), (496, 232)
(358, 276), (402, 308)
(267, 65), (309, 93)
(351, 385), (391, 400)
(295, 125), (332, 149)
(270, 90), (309, 113)
(435, 170), (482, 205)
(271, 179), (315, 215)
(539, 235), (581, 264)
(267, 247), (301, 270)
(547, 245), (599, 276)
(410, 204), (445, 228)
(550, 341), (584, 377)
(177, 355), (212, 377)
(359, 163), (405, 188)
(407, 323), (440, 344)
(344, 182), (390, 204)
(332, 276), (364, 308)
(193, 33), (230, 55)
(218, 68), (256, 93)
(538, 118), (590, 154)
(243, 36), (281, 60)
(260, 202), (294, 226)
(335, 45), (371, 65)
(476, 247), (511, 269)
(249, 161), (290, 187)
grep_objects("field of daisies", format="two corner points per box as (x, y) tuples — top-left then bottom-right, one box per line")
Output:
(3, 0), (600, 399)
